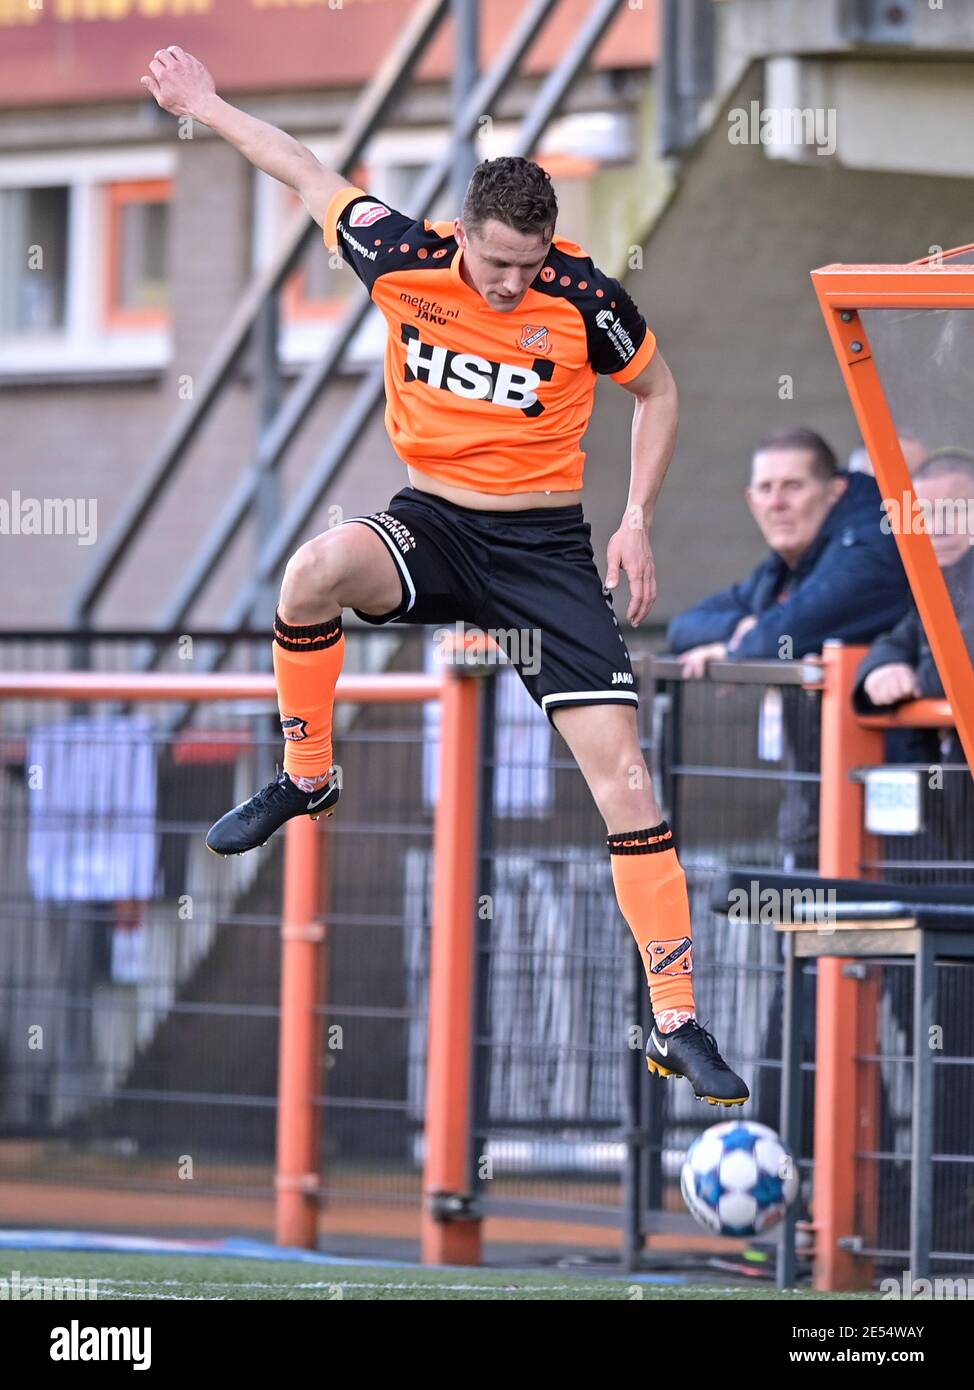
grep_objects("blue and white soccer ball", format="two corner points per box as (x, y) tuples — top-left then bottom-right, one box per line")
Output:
(680, 1121), (799, 1237)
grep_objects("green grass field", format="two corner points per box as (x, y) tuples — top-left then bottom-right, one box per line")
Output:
(0, 1250), (882, 1300)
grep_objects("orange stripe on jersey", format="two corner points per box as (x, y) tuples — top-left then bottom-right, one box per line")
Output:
(324, 188), (657, 495)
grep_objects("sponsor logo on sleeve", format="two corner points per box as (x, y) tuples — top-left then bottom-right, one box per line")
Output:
(348, 200), (392, 228)
(595, 307), (636, 364)
(338, 223), (378, 261)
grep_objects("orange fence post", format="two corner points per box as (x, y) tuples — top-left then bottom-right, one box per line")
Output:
(275, 814), (325, 1248)
(814, 642), (884, 1291)
(422, 666), (483, 1266)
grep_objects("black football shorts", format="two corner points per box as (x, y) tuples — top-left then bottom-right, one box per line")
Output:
(344, 486), (638, 724)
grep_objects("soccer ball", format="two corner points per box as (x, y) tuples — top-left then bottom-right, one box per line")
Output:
(680, 1120), (799, 1237)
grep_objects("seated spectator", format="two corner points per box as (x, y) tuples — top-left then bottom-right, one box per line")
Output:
(847, 432), (927, 477)
(667, 427), (911, 676)
(853, 450), (974, 766)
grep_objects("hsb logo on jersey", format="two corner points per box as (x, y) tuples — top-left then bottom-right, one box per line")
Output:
(348, 200), (392, 228)
(400, 324), (554, 416)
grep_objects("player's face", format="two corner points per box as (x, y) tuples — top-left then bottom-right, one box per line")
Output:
(915, 470), (974, 568)
(454, 217), (552, 312)
(746, 449), (847, 565)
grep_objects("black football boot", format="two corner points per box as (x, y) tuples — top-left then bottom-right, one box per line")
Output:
(206, 769), (340, 856)
(646, 1019), (749, 1107)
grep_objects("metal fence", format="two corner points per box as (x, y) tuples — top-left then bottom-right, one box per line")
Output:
(0, 631), (434, 1234)
(650, 654), (974, 1278)
(1, 635), (972, 1276)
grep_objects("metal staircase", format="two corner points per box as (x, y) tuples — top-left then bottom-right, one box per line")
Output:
(72, 0), (635, 679)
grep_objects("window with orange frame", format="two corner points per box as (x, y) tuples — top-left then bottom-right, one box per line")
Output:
(280, 164), (367, 322)
(104, 179), (172, 331)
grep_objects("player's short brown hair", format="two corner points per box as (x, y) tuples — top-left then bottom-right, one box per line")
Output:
(754, 428), (839, 482)
(461, 157), (558, 242)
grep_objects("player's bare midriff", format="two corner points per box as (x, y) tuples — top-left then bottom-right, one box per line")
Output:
(406, 466), (582, 511)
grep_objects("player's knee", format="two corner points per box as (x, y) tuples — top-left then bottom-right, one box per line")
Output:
(279, 534), (345, 618)
(595, 746), (654, 803)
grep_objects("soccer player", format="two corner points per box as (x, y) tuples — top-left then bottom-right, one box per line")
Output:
(141, 46), (748, 1106)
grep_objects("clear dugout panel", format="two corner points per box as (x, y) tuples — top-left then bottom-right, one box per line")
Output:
(859, 307), (974, 699)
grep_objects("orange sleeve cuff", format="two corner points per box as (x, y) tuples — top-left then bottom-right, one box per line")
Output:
(323, 185), (368, 252)
(611, 328), (657, 384)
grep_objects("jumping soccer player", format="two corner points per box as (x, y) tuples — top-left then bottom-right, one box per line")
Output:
(141, 46), (748, 1106)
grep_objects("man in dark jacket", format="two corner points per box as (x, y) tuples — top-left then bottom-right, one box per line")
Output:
(853, 451), (974, 882)
(854, 451), (974, 721)
(666, 430), (912, 1134)
(667, 428), (911, 673)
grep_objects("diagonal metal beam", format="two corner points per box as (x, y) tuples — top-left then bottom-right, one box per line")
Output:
(218, 0), (630, 635)
(156, 0), (630, 709)
(143, 0), (565, 646)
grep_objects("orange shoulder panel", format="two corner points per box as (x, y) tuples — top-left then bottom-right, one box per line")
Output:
(323, 185), (368, 253)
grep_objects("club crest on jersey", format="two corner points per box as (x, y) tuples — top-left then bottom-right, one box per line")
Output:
(518, 324), (551, 355)
(400, 323), (554, 416)
(280, 716), (309, 742)
(348, 200), (391, 228)
(646, 937), (694, 977)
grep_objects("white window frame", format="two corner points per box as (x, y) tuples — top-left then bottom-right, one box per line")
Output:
(0, 146), (176, 378)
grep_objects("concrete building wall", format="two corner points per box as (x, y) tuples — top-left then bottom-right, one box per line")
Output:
(580, 60), (974, 633)
(0, 71), (651, 629)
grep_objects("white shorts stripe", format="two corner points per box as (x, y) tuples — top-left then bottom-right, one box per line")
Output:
(345, 517), (417, 615)
(542, 689), (639, 711)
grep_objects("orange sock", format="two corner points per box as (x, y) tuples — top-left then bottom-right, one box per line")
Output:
(272, 609), (345, 783)
(608, 821), (696, 1034)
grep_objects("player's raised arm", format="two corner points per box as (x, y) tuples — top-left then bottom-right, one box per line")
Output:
(140, 45), (355, 228)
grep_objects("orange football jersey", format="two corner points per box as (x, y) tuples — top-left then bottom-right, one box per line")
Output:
(324, 186), (656, 494)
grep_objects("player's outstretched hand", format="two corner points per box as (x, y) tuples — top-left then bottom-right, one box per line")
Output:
(141, 46), (216, 118)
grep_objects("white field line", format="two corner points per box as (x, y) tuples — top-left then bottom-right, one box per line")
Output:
(91, 1277), (659, 1295)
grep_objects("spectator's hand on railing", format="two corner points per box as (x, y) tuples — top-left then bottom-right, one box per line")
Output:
(863, 662), (921, 706)
(677, 641), (728, 679)
(141, 46), (216, 119)
(728, 614), (758, 651)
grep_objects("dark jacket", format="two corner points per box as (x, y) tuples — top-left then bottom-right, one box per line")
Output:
(853, 547), (974, 887)
(852, 544), (974, 766)
(853, 544), (974, 709)
(666, 472), (911, 659)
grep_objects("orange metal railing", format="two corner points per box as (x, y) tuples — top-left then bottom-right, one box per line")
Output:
(0, 663), (483, 1265)
(808, 642), (964, 1291)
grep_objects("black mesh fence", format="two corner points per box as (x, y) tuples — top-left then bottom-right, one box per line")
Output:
(0, 629), (432, 1214)
(0, 634), (972, 1273)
